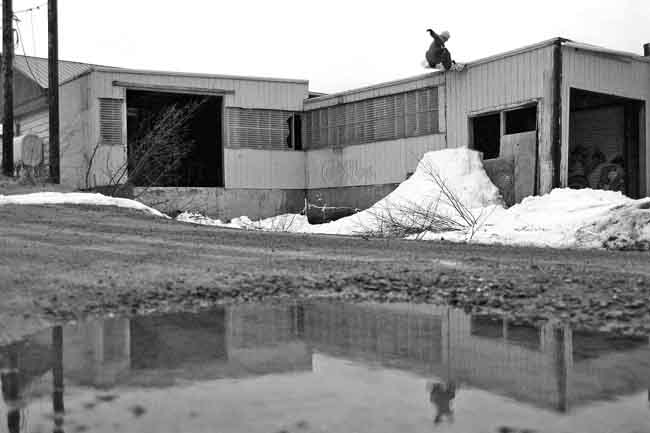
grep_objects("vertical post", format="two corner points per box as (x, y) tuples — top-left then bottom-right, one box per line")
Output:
(48, 0), (60, 183)
(551, 38), (563, 188)
(554, 325), (572, 413)
(52, 326), (65, 433)
(2, 0), (14, 176)
(1, 346), (21, 433)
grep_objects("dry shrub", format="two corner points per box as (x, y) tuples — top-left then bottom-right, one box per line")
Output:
(363, 166), (488, 241)
(89, 99), (206, 198)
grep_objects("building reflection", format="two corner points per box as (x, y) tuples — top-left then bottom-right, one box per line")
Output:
(301, 303), (650, 413)
(1, 301), (649, 431)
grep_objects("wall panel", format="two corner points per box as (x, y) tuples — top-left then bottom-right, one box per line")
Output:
(305, 134), (446, 189)
(225, 148), (306, 189)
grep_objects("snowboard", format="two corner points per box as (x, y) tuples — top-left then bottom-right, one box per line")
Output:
(423, 48), (465, 72)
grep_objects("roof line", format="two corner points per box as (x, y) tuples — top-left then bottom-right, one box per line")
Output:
(9, 53), (309, 86)
(305, 38), (566, 103)
(92, 66), (309, 85)
(305, 71), (445, 104)
(563, 41), (650, 63)
(11, 53), (120, 71)
(465, 37), (568, 67)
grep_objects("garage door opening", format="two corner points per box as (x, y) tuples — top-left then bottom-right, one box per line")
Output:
(126, 90), (224, 187)
(568, 88), (644, 198)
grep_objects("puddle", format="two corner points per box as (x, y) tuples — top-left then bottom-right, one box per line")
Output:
(0, 302), (649, 433)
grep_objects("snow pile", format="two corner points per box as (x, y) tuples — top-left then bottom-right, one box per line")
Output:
(575, 197), (650, 250)
(175, 148), (650, 250)
(0, 192), (168, 218)
(177, 211), (230, 227)
(302, 148), (504, 236)
(421, 188), (635, 248)
(177, 211), (311, 232)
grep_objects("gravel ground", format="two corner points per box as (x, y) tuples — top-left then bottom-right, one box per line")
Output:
(1, 204), (650, 342)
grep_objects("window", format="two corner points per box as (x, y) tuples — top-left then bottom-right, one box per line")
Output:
(286, 114), (302, 150)
(505, 105), (537, 134)
(304, 87), (439, 149)
(99, 98), (124, 146)
(227, 108), (300, 150)
(471, 113), (500, 160)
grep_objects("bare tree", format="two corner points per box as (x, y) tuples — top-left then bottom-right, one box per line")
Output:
(85, 99), (206, 197)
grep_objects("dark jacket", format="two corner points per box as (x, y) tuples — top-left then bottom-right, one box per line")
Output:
(425, 30), (446, 67)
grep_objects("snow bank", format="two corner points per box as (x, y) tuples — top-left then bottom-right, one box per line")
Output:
(302, 148), (504, 235)
(175, 148), (650, 250)
(177, 211), (311, 232)
(422, 188), (635, 248)
(0, 192), (168, 218)
(575, 198), (650, 250)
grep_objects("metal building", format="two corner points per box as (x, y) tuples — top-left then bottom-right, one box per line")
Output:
(304, 38), (650, 212)
(2, 37), (649, 220)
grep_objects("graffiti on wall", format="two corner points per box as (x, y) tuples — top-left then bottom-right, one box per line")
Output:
(320, 159), (376, 185)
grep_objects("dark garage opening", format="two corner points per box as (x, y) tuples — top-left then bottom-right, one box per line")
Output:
(126, 90), (223, 187)
(471, 113), (501, 159)
(569, 88), (644, 198)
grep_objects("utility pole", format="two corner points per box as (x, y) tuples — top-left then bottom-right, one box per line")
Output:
(48, 0), (60, 183)
(2, 0), (14, 176)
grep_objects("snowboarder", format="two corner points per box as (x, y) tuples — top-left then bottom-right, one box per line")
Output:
(424, 29), (463, 71)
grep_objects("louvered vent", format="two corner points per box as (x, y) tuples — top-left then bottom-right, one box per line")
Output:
(305, 87), (439, 149)
(99, 98), (123, 146)
(226, 108), (294, 150)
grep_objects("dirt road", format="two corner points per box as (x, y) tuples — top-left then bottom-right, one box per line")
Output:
(1, 204), (650, 338)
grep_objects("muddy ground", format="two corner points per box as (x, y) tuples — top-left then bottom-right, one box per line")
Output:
(1, 204), (650, 342)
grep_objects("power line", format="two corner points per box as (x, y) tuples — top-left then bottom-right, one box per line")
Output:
(29, 6), (35, 56)
(14, 2), (46, 14)
(13, 18), (40, 84)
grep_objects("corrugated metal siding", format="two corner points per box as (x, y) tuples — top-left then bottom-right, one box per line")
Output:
(224, 148), (306, 189)
(561, 47), (650, 192)
(305, 73), (445, 110)
(304, 87), (440, 150)
(305, 134), (447, 189)
(89, 71), (309, 190)
(446, 44), (555, 192)
(92, 70), (308, 111)
(446, 45), (554, 148)
(18, 109), (49, 142)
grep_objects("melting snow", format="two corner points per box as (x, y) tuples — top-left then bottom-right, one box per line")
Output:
(0, 192), (169, 218)
(176, 148), (650, 250)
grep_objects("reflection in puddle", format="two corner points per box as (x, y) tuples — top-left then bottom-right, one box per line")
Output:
(0, 302), (649, 433)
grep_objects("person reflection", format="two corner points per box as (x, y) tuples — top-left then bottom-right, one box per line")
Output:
(427, 381), (457, 424)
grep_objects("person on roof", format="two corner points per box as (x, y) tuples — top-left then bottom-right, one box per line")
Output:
(425, 29), (464, 71)
(425, 29), (451, 69)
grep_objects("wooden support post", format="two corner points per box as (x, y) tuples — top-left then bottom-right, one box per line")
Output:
(48, 0), (60, 183)
(2, 0), (14, 176)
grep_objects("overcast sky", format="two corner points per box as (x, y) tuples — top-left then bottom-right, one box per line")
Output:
(13, 0), (650, 93)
